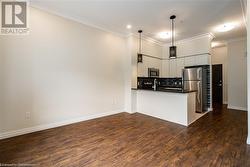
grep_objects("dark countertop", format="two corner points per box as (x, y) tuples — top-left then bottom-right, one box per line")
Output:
(132, 87), (196, 94)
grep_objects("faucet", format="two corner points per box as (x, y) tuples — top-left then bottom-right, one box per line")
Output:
(153, 78), (157, 91)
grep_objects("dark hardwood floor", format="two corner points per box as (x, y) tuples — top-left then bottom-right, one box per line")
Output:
(0, 105), (249, 167)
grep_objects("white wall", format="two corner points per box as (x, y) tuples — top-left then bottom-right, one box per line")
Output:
(227, 39), (247, 111)
(124, 36), (135, 114)
(0, 7), (126, 135)
(211, 46), (228, 104)
(0, 38), (3, 133)
(247, 0), (250, 145)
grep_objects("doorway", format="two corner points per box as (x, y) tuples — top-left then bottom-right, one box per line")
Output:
(212, 64), (223, 106)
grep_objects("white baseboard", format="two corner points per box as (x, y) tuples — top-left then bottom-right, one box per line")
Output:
(0, 109), (124, 140)
(208, 108), (213, 112)
(227, 105), (247, 111)
(247, 136), (250, 145)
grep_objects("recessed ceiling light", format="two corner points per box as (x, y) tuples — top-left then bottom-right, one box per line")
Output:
(158, 32), (171, 39)
(126, 25), (132, 29)
(215, 23), (237, 32)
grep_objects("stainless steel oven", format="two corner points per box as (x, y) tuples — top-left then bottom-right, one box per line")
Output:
(148, 68), (159, 77)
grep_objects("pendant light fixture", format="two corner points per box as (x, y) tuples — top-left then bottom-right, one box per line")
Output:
(137, 30), (143, 63)
(169, 15), (177, 59)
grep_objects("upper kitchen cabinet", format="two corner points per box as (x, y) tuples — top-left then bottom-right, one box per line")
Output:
(184, 56), (196, 67)
(169, 59), (177, 77)
(162, 54), (210, 78)
(161, 60), (169, 77)
(195, 54), (211, 65)
(162, 34), (213, 59)
(184, 54), (211, 67)
(161, 34), (213, 78)
(176, 58), (185, 77)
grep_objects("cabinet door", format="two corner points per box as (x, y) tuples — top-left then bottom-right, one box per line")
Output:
(196, 54), (210, 65)
(184, 56), (196, 67)
(176, 58), (185, 77)
(169, 59), (177, 77)
(161, 60), (169, 77)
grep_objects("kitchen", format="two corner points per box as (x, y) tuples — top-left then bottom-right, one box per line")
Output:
(131, 26), (213, 126)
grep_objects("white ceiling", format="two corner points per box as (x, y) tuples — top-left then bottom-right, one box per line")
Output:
(31, 0), (247, 44)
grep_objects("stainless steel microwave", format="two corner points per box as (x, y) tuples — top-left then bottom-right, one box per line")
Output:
(148, 68), (159, 77)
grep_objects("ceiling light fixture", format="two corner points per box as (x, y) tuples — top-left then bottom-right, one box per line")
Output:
(137, 30), (143, 63)
(158, 32), (171, 39)
(215, 23), (236, 32)
(169, 15), (177, 59)
(126, 24), (132, 29)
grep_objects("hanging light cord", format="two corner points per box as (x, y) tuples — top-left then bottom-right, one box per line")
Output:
(172, 18), (174, 46)
(139, 32), (141, 53)
(138, 30), (142, 54)
(170, 15), (176, 47)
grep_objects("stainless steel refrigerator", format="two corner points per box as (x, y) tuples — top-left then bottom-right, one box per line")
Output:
(183, 66), (209, 113)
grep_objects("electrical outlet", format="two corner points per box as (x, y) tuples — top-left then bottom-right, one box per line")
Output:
(25, 112), (31, 119)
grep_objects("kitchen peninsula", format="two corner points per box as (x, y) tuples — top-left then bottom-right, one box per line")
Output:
(134, 77), (207, 126)
(136, 89), (198, 126)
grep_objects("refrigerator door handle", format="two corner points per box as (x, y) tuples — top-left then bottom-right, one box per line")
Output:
(197, 81), (201, 103)
(197, 68), (202, 80)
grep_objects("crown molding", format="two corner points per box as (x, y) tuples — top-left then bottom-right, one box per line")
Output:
(127, 32), (215, 47)
(31, 5), (165, 46)
(240, 0), (247, 29)
(126, 33), (164, 46)
(30, 5), (216, 48)
(227, 37), (247, 43)
(30, 5), (127, 38)
(212, 44), (227, 49)
(163, 33), (215, 46)
(177, 33), (215, 43)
